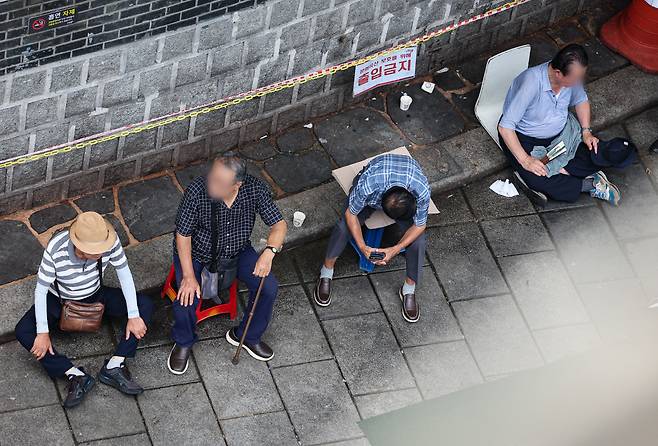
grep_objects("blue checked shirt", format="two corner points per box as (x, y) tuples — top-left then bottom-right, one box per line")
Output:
(348, 154), (430, 227)
(500, 62), (589, 139)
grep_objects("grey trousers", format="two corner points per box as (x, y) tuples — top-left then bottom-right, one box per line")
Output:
(325, 206), (426, 283)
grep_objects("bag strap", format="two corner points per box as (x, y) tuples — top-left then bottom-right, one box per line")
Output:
(209, 201), (219, 273)
(97, 257), (103, 287)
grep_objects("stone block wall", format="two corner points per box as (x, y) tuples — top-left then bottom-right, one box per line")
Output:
(0, 0), (583, 215)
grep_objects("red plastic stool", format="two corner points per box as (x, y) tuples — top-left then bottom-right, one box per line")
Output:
(161, 264), (238, 323)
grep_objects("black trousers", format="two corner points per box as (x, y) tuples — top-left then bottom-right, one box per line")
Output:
(499, 130), (602, 203)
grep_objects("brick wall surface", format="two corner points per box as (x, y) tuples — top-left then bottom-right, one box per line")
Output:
(0, 0), (583, 214)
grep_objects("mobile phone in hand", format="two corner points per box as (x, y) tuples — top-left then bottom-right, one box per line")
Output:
(369, 251), (385, 261)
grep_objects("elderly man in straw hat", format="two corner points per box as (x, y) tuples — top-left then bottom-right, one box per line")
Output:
(15, 212), (153, 408)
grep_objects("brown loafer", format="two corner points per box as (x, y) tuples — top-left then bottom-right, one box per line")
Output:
(167, 343), (191, 375)
(314, 278), (332, 307)
(398, 287), (419, 323)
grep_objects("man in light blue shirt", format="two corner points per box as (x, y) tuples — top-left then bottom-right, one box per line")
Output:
(498, 44), (632, 206)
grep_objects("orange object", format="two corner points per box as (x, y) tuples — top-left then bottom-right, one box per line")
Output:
(161, 264), (238, 323)
(600, 0), (658, 74)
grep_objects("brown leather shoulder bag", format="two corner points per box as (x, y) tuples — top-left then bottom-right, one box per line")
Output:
(58, 259), (105, 333)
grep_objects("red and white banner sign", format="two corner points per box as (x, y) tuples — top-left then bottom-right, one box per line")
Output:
(352, 46), (417, 96)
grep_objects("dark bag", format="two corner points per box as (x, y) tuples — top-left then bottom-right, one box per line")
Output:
(58, 259), (105, 333)
(200, 202), (238, 303)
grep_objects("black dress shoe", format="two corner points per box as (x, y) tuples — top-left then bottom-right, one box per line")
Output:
(398, 287), (420, 323)
(167, 344), (191, 375)
(512, 171), (548, 208)
(225, 328), (274, 362)
(314, 278), (332, 307)
(98, 360), (143, 395)
(63, 368), (95, 409)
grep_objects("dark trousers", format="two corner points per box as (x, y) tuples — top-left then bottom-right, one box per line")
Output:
(171, 244), (278, 347)
(14, 287), (154, 378)
(499, 130), (603, 203)
(325, 206), (426, 283)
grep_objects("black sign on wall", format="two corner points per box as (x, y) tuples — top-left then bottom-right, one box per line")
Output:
(29, 7), (77, 33)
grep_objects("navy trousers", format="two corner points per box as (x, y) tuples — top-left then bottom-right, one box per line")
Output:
(171, 244), (278, 347)
(499, 130), (603, 203)
(15, 287), (154, 378)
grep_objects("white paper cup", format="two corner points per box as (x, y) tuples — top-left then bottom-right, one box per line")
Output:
(400, 93), (412, 111)
(293, 211), (306, 227)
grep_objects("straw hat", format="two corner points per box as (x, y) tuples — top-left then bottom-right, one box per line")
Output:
(69, 212), (117, 254)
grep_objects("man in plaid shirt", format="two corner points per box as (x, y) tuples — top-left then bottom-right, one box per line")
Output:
(315, 153), (430, 323)
(167, 152), (287, 374)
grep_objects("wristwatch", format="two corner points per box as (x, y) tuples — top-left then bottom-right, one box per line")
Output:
(265, 245), (281, 255)
(582, 127), (592, 134)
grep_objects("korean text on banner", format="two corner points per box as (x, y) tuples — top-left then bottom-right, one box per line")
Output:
(353, 46), (418, 96)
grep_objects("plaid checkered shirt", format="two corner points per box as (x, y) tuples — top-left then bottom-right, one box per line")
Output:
(174, 175), (283, 264)
(348, 154), (430, 226)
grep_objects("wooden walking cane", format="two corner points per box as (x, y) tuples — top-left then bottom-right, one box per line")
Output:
(232, 276), (266, 365)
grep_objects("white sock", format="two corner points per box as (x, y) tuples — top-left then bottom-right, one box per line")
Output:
(106, 356), (125, 369)
(402, 282), (416, 295)
(65, 367), (85, 378)
(320, 265), (334, 280)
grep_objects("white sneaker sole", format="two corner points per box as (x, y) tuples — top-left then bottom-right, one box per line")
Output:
(398, 288), (420, 323)
(225, 330), (274, 362)
(167, 345), (189, 375)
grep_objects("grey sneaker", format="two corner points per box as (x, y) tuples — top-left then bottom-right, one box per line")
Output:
(590, 171), (621, 206)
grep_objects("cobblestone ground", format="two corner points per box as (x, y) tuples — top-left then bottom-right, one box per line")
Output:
(2, 8), (658, 446)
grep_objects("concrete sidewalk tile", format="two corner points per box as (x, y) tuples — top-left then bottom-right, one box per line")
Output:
(577, 279), (658, 343)
(291, 238), (363, 282)
(534, 192), (595, 213)
(267, 285), (332, 367)
(314, 276), (381, 320)
(354, 388), (422, 419)
(264, 149), (334, 193)
(481, 214), (553, 257)
(319, 439), (370, 446)
(426, 223), (508, 301)
(118, 176), (181, 242)
(624, 106), (658, 186)
(625, 236), (658, 278)
(405, 340), (483, 399)
(315, 107), (409, 167)
(452, 294), (544, 377)
(602, 164), (658, 240)
(129, 344), (200, 390)
(270, 251), (303, 287)
(386, 88), (465, 145)
(51, 322), (116, 359)
(0, 276), (36, 340)
(370, 268), (462, 347)
(0, 405), (75, 445)
(221, 411), (297, 446)
(194, 338), (283, 419)
(542, 206), (634, 284)
(500, 251), (589, 329)
(272, 360), (362, 444)
(79, 433), (150, 445)
(0, 220), (43, 285)
(426, 190), (474, 227)
(323, 312), (414, 395)
(464, 171), (535, 220)
(0, 341), (59, 413)
(56, 358), (144, 443)
(589, 66), (658, 130)
(139, 383), (225, 446)
(533, 323), (600, 364)
(581, 38), (628, 79)
(409, 144), (463, 186)
(437, 128), (507, 182)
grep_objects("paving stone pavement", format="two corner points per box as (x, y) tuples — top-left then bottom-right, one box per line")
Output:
(2, 14), (658, 446)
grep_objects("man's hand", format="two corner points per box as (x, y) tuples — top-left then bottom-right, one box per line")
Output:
(359, 245), (375, 261)
(177, 275), (200, 307)
(253, 250), (274, 277)
(31, 333), (53, 360)
(372, 245), (401, 266)
(521, 155), (547, 177)
(126, 317), (147, 340)
(583, 131), (599, 154)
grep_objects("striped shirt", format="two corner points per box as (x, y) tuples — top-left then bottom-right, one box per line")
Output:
(348, 154), (431, 226)
(37, 230), (128, 299)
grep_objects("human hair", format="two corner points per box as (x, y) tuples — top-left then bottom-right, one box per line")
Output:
(550, 44), (588, 76)
(213, 151), (246, 183)
(381, 186), (416, 221)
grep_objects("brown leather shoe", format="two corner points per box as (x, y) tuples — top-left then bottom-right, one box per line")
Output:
(398, 287), (419, 323)
(314, 278), (332, 307)
(167, 344), (191, 375)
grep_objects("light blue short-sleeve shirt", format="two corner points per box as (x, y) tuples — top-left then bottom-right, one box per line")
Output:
(499, 62), (588, 139)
